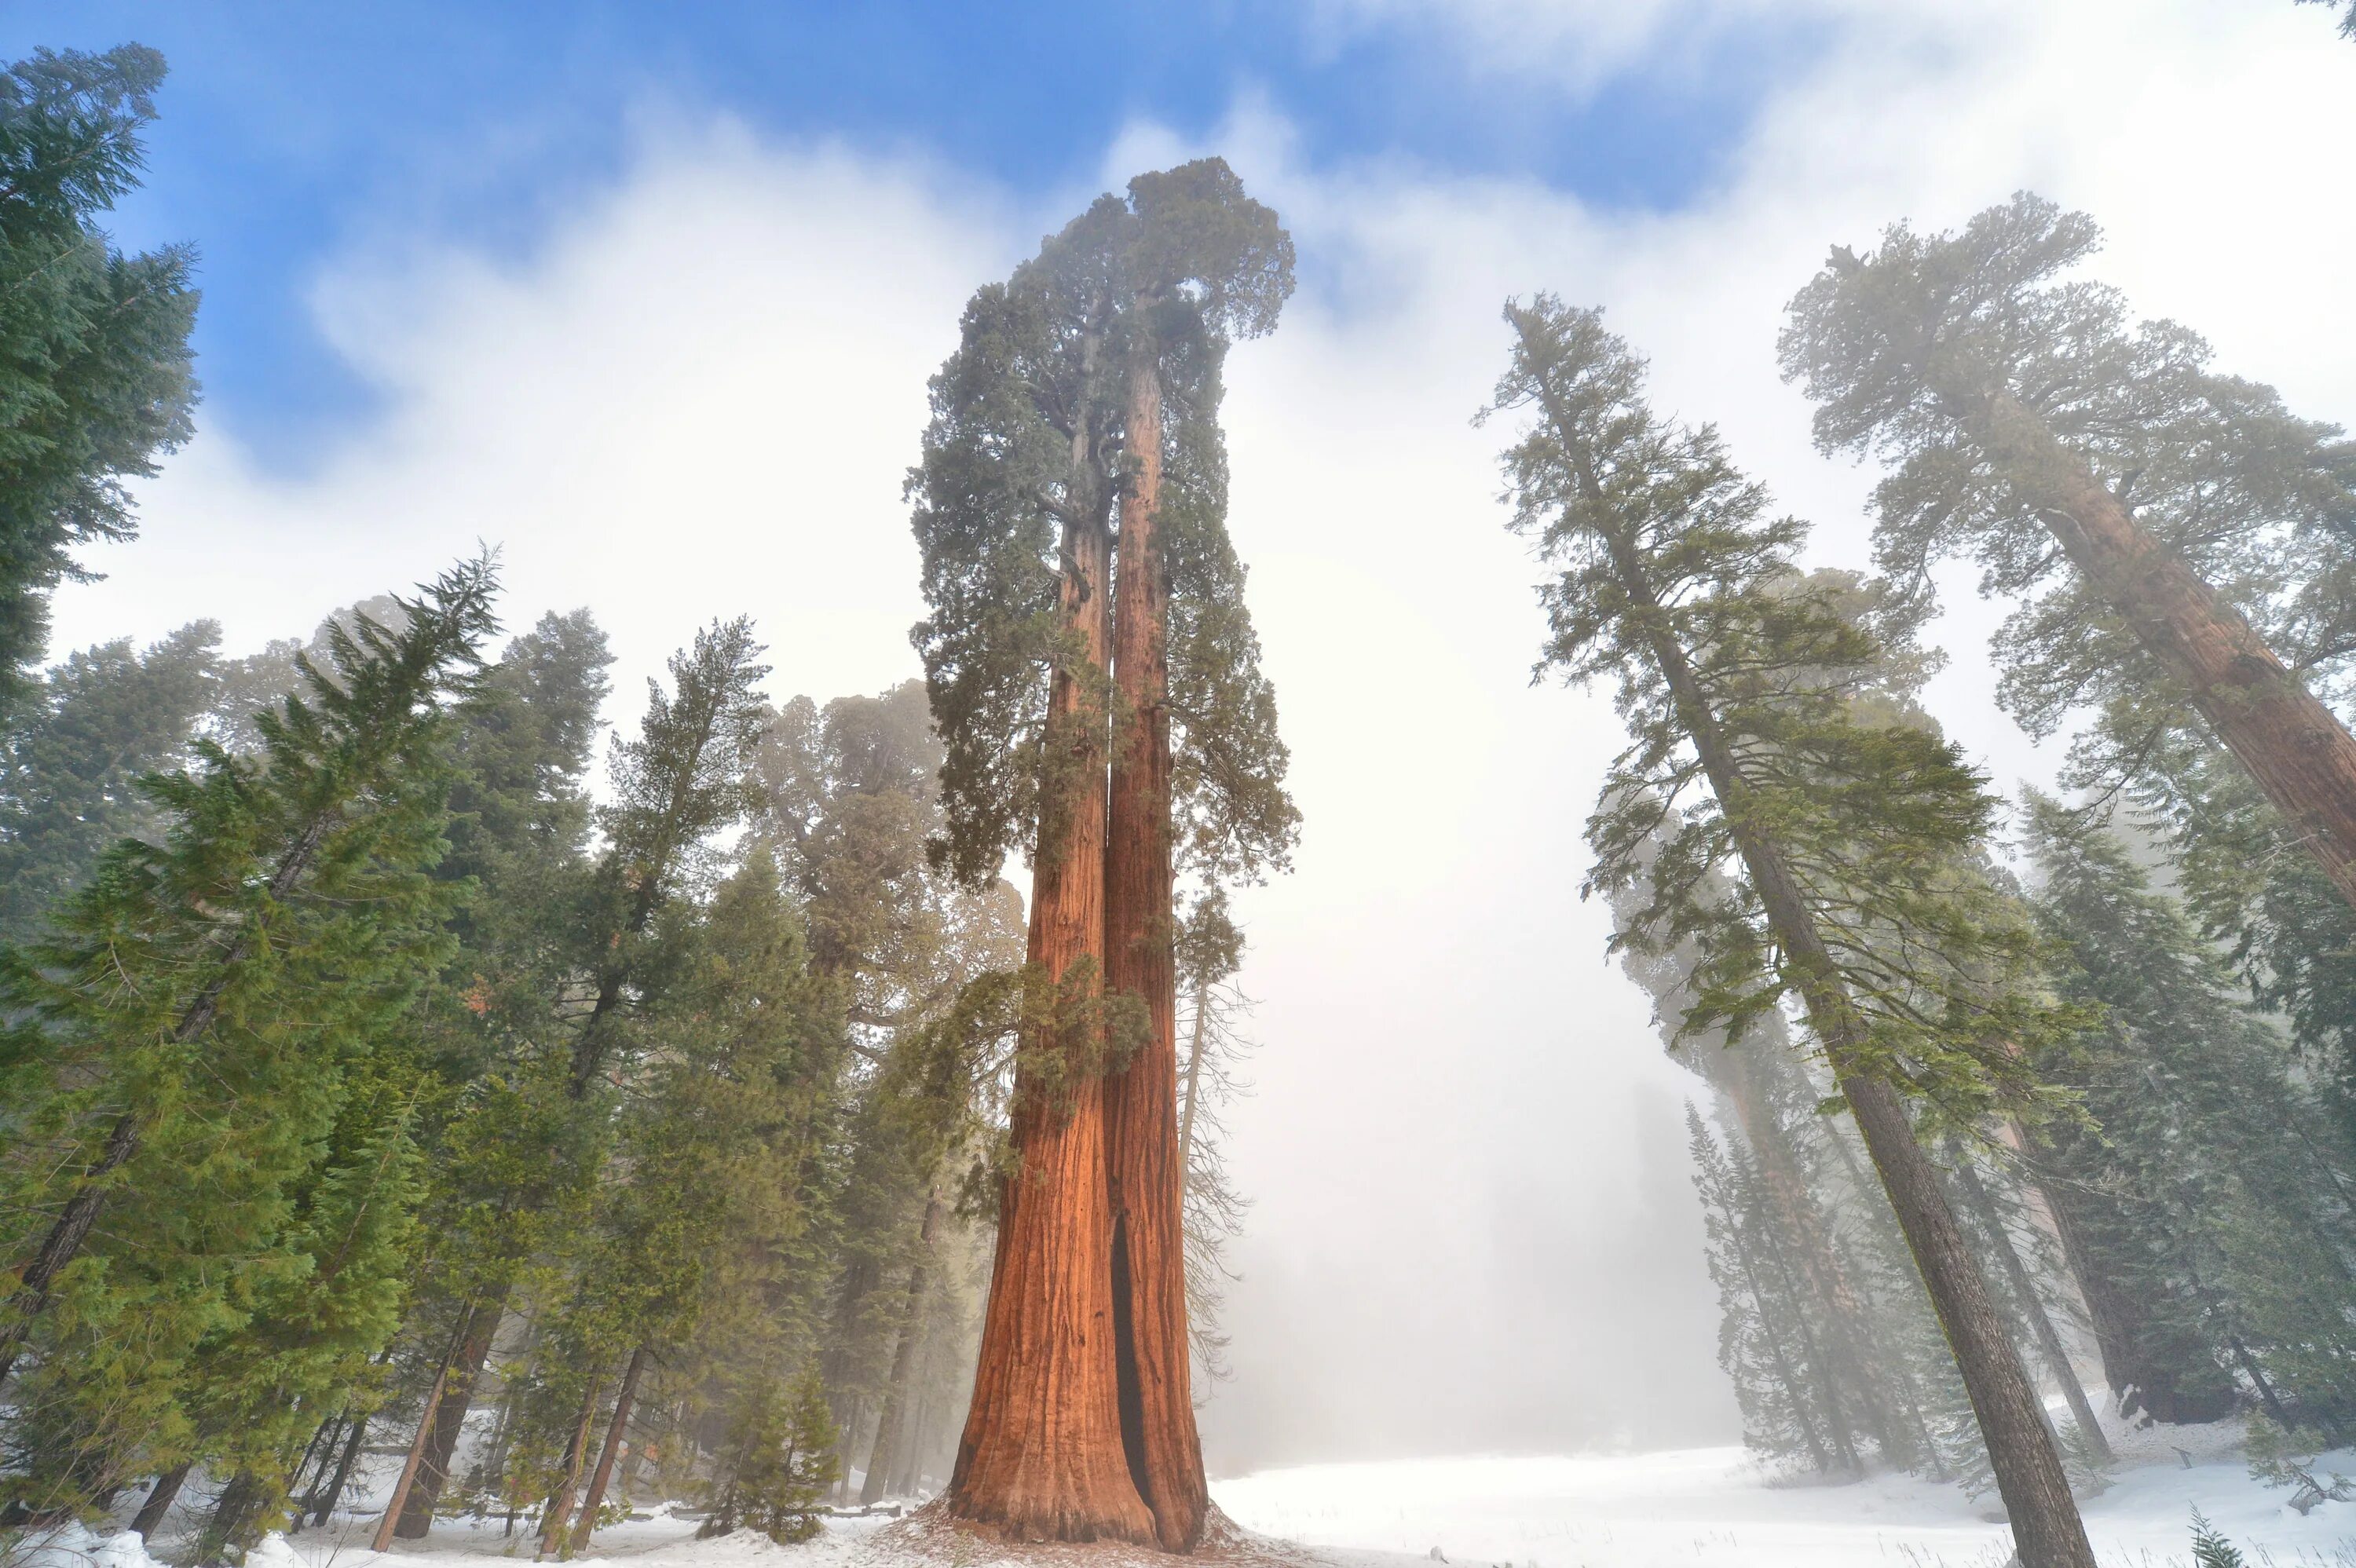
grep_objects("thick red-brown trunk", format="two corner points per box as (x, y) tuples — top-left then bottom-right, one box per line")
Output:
(1971, 389), (2356, 911)
(1103, 338), (1208, 1552)
(949, 485), (1153, 1544)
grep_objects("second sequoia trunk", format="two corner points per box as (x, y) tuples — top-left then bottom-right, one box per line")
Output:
(1103, 338), (1208, 1551)
(947, 491), (1154, 1544)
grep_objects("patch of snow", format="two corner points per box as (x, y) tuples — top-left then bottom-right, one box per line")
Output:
(7, 1521), (169, 1568)
(1213, 1443), (2356, 1566)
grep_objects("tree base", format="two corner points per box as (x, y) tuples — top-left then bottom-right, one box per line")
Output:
(889, 1499), (1303, 1564)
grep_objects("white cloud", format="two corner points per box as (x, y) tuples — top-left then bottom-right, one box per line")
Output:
(57, 121), (1017, 715)
(48, 0), (2356, 1472)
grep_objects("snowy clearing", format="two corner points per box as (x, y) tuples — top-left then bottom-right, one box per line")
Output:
(1214, 1438), (2356, 1567)
(18, 1433), (2356, 1568)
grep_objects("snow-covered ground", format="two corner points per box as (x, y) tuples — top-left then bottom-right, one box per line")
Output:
(1216, 1432), (2356, 1567)
(16, 1430), (2356, 1568)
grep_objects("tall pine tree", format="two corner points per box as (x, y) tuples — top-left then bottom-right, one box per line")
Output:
(1486, 296), (2095, 1568)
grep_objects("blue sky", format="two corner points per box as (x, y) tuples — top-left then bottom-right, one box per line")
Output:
(5, 2), (1816, 466)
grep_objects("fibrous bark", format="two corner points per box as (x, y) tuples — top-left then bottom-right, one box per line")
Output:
(949, 488), (1154, 1544)
(1103, 334), (1209, 1552)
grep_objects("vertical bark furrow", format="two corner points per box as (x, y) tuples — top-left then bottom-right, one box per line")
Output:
(1103, 338), (1208, 1552)
(948, 497), (1153, 1544)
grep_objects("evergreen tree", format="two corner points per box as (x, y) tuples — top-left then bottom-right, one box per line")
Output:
(1687, 1105), (1839, 1472)
(1174, 890), (1253, 1395)
(183, 1075), (427, 1559)
(0, 559), (496, 1519)
(1485, 295), (2094, 1567)
(538, 847), (847, 1556)
(381, 616), (764, 1543)
(701, 1367), (837, 1545)
(0, 622), (219, 941)
(909, 159), (1296, 1546)
(0, 45), (200, 710)
(1779, 194), (2356, 912)
(2021, 795), (2356, 1430)
(749, 681), (1019, 1505)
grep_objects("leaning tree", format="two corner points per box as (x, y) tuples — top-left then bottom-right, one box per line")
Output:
(1487, 297), (2097, 1568)
(1779, 194), (2356, 913)
(907, 157), (1295, 1548)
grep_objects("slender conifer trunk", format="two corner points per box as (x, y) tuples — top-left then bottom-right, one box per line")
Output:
(397, 1296), (502, 1536)
(1590, 505), (2094, 1566)
(316, 1416), (370, 1526)
(375, 1321), (466, 1552)
(569, 1344), (647, 1554)
(1963, 387), (2356, 910)
(863, 1194), (942, 1506)
(949, 371), (1153, 1541)
(1516, 320), (2094, 1561)
(891, 1391), (934, 1497)
(1716, 1172), (1835, 1471)
(1948, 1150), (2113, 1463)
(131, 1464), (189, 1541)
(536, 1371), (604, 1559)
(1103, 328), (1208, 1552)
(1714, 1040), (1896, 1464)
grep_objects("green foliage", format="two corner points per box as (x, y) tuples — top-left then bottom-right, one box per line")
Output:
(182, 1076), (428, 1558)
(1776, 194), (2356, 810)
(701, 1367), (838, 1544)
(569, 616), (770, 1094)
(908, 157), (1297, 890)
(2023, 797), (2356, 1427)
(2246, 1413), (2356, 1512)
(1687, 1105), (1838, 1473)
(2296, 0), (2356, 38)
(0, 45), (200, 708)
(0, 559), (495, 1519)
(1484, 294), (2079, 1118)
(2187, 1508), (2246, 1568)
(0, 621), (219, 941)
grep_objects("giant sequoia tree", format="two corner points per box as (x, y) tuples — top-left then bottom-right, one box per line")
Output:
(1779, 195), (2356, 912)
(1487, 298), (2096, 1568)
(909, 157), (1294, 1548)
